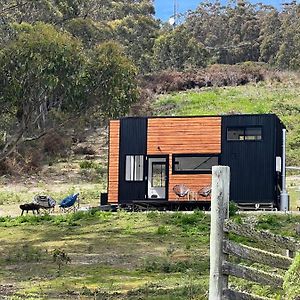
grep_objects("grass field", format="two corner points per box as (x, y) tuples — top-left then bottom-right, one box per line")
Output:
(0, 211), (210, 300)
(0, 211), (300, 299)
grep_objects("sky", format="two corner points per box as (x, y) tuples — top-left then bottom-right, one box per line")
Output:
(154, 0), (283, 21)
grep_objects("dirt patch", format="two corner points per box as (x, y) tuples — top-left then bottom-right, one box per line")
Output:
(0, 284), (18, 298)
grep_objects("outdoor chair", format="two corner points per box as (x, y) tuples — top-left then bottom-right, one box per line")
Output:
(173, 184), (190, 200)
(59, 193), (80, 213)
(198, 185), (212, 198)
(33, 195), (56, 213)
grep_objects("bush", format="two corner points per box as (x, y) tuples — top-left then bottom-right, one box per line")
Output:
(229, 201), (239, 217)
(79, 160), (96, 169)
(73, 146), (95, 155)
(43, 132), (70, 157)
(157, 225), (168, 235)
(52, 248), (71, 276)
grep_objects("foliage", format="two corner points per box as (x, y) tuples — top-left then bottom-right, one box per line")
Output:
(229, 201), (239, 217)
(157, 225), (169, 235)
(64, 18), (113, 48)
(79, 160), (97, 169)
(283, 252), (300, 299)
(0, 22), (85, 161)
(0, 23), (139, 163)
(153, 26), (208, 71)
(87, 42), (139, 118)
(2, 0), (300, 73)
(52, 248), (71, 276)
(256, 214), (281, 230)
(111, 15), (159, 72)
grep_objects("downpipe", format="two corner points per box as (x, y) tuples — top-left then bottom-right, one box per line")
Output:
(280, 128), (289, 211)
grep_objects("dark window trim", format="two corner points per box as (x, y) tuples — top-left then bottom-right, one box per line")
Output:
(172, 154), (220, 174)
(125, 155), (144, 182)
(226, 126), (263, 142)
(146, 154), (169, 201)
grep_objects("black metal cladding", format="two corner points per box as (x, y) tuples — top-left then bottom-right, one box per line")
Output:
(274, 117), (284, 207)
(118, 118), (147, 203)
(221, 114), (279, 204)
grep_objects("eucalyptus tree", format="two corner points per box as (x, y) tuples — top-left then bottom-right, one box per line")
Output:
(275, 2), (300, 70)
(0, 23), (139, 162)
(259, 8), (282, 64)
(153, 25), (208, 71)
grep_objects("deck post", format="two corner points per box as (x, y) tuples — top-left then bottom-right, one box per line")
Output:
(209, 166), (230, 300)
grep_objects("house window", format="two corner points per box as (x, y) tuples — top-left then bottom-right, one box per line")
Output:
(227, 127), (262, 141)
(173, 155), (219, 174)
(151, 162), (166, 187)
(125, 155), (144, 181)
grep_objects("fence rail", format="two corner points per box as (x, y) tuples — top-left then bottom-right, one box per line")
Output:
(224, 219), (300, 252)
(223, 239), (292, 270)
(208, 165), (300, 300)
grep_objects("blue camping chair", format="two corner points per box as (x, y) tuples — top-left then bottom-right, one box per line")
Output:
(59, 193), (79, 213)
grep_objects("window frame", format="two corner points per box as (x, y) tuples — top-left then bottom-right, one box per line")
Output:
(125, 155), (144, 182)
(172, 154), (220, 174)
(226, 126), (263, 142)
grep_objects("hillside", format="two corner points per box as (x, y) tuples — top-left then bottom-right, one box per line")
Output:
(151, 74), (300, 166)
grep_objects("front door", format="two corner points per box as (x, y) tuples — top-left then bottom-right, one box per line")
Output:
(147, 156), (168, 200)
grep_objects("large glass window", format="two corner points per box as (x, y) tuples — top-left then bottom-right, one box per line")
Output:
(173, 155), (219, 174)
(125, 155), (144, 181)
(227, 127), (262, 141)
(151, 162), (166, 187)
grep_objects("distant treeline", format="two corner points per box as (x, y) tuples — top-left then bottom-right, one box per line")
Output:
(1, 0), (300, 73)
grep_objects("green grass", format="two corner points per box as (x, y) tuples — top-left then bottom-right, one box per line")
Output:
(0, 211), (299, 299)
(153, 82), (300, 165)
(0, 211), (211, 299)
(0, 182), (104, 217)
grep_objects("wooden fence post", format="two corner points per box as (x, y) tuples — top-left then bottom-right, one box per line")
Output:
(209, 166), (230, 300)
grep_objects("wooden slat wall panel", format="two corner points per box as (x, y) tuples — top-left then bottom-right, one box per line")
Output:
(167, 156), (212, 201)
(147, 117), (221, 154)
(147, 117), (221, 202)
(108, 120), (120, 203)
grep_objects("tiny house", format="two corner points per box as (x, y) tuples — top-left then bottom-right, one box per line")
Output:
(107, 114), (285, 209)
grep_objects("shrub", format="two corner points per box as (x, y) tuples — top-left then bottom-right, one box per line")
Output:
(229, 201), (239, 217)
(157, 225), (168, 235)
(43, 132), (70, 157)
(73, 146), (95, 155)
(79, 160), (96, 169)
(52, 248), (71, 276)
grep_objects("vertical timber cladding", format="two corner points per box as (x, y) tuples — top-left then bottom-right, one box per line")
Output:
(119, 118), (147, 203)
(221, 114), (277, 204)
(108, 120), (120, 203)
(147, 117), (222, 201)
